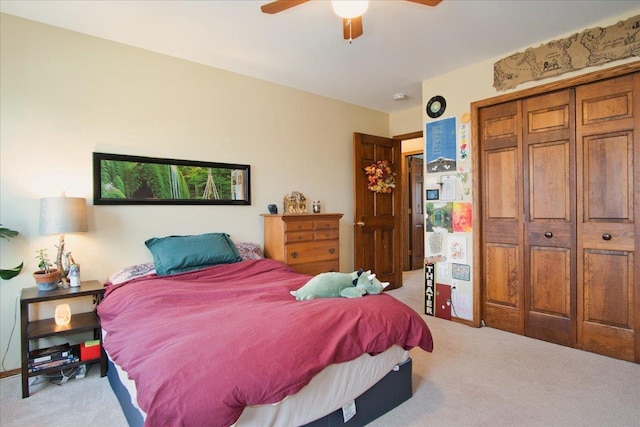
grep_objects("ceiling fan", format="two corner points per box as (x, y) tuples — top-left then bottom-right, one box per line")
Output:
(261, 0), (443, 42)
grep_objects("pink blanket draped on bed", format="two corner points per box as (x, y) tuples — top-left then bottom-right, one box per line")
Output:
(98, 259), (433, 427)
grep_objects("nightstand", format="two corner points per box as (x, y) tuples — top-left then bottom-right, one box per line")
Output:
(20, 280), (106, 398)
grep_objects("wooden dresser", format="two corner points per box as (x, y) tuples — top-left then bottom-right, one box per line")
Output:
(262, 213), (343, 275)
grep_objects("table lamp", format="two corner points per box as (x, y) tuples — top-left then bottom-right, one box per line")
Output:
(39, 195), (88, 284)
(54, 304), (71, 326)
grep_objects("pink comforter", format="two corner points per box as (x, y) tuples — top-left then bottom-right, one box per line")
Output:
(98, 259), (433, 427)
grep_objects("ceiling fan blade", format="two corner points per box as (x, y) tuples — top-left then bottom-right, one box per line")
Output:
(405, 0), (443, 6)
(342, 16), (364, 41)
(260, 0), (310, 14)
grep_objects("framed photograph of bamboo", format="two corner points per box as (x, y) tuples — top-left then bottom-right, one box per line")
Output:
(93, 152), (251, 205)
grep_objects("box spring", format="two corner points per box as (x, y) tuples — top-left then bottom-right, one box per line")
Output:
(107, 358), (412, 427)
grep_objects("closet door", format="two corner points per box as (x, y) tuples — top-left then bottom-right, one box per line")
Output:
(522, 90), (576, 347)
(480, 101), (525, 334)
(576, 73), (639, 363)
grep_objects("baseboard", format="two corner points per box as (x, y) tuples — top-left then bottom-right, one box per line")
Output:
(0, 368), (20, 379)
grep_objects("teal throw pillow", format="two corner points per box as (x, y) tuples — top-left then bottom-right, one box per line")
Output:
(145, 233), (242, 276)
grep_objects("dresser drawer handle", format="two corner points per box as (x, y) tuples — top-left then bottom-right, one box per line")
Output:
(291, 251), (298, 258)
(544, 231), (553, 238)
(328, 248), (336, 254)
(602, 233), (612, 241)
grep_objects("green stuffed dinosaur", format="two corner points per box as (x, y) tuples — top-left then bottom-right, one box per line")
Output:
(290, 269), (390, 300)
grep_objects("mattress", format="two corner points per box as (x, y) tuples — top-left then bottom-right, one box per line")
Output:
(106, 342), (408, 426)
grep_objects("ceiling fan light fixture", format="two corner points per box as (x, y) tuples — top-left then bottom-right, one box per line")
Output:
(331, 0), (369, 19)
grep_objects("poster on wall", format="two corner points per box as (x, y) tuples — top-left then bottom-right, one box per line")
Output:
(447, 234), (468, 264)
(453, 202), (472, 232)
(424, 264), (435, 316)
(440, 175), (456, 200)
(426, 117), (457, 173)
(428, 231), (445, 255)
(435, 283), (452, 320)
(458, 121), (470, 160)
(426, 202), (453, 233)
(93, 152), (251, 205)
(451, 290), (472, 320)
(452, 263), (471, 281)
(493, 15), (640, 91)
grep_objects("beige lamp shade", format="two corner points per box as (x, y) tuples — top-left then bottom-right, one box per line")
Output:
(39, 197), (88, 235)
(54, 303), (71, 326)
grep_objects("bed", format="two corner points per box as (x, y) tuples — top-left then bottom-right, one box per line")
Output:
(98, 234), (434, 426)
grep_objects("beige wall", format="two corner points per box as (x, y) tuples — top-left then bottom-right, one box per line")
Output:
(0, 14), (392, 371)
(421, 9), (640, 322)
(390, 105), (422, 137)
(2, 9), (638, 370)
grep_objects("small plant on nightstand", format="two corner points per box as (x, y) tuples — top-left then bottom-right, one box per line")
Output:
(33, 248), (61, 291)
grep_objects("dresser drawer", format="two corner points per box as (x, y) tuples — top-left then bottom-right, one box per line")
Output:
(314, 219), (338, 230)
(284, 221), (314, 232)
(315, 229), (339, 240)
(293, 260), (340, 276)
(286, 241), (339, 265)
(284, 231), (314, 243)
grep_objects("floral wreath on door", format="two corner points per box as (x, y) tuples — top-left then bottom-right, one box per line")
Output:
(364, 160), (396, 194)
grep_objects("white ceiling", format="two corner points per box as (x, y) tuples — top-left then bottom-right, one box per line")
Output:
(1, 0), (638, 113)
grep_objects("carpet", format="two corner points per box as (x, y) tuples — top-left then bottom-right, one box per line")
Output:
(2, 269), (639, 426)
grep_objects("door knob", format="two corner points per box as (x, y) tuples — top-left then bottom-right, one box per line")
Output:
(602, 233), (612, 241)
(355, 221), (365, 227)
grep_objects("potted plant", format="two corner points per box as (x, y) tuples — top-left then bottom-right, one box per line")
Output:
(0, 225), (23, 280)
(33, 249), (61, 291)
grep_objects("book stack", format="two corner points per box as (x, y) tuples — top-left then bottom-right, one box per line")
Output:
(28, 343), (79, 373)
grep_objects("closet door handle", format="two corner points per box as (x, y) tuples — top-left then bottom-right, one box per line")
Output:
(602, 233), (612, 241)
(544, 231), (553, 238)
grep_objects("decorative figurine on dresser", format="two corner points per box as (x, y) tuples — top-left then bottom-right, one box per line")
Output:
(262, 212), (343, 276)
(283, 191), (307, 214)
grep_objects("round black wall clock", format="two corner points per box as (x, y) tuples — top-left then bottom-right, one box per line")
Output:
(426, 95), (446, 118)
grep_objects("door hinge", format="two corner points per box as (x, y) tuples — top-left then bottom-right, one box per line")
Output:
(408, 208), (412, 214)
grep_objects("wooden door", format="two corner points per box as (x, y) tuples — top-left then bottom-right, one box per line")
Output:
(408, 156), (425, 270)
(522, 90), (577, 347)
(479, 101), (525, 334)
(354, 133), (403, 289)
(576, 73), (640, 362)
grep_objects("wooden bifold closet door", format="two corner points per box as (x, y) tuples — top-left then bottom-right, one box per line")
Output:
(480, 100), (525, 336)
(522, 89), (577, 348)
(576, 74), (639, 362)
(479, 71), (639, 363)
